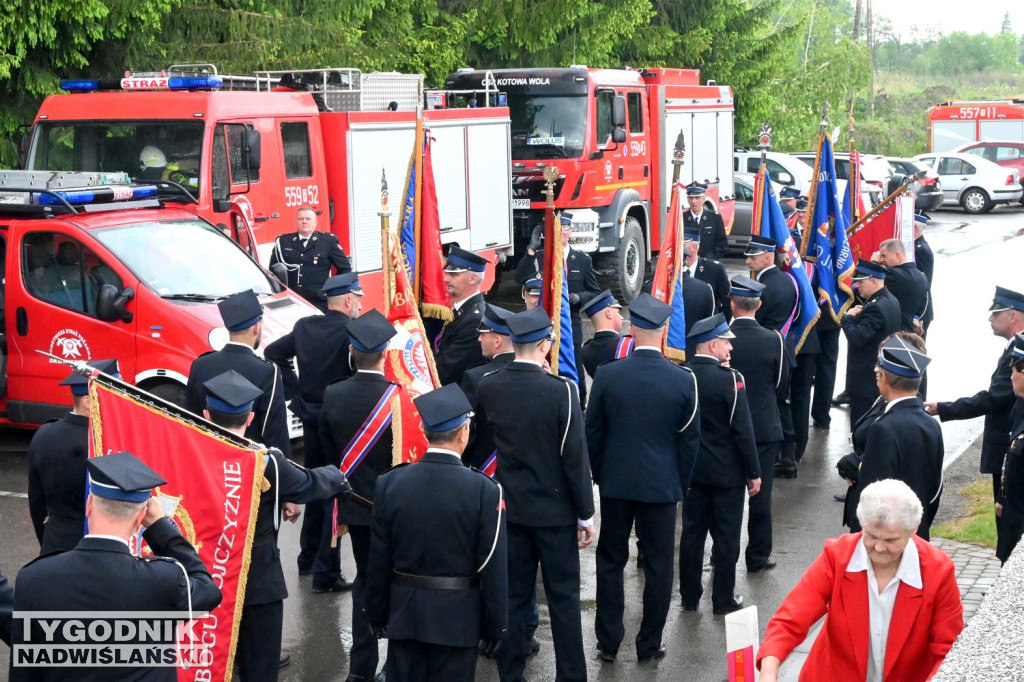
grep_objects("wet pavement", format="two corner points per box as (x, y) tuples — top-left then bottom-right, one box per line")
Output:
(1, 202), (1023, 679)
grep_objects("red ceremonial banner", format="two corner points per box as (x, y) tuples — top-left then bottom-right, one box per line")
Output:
(88, 377), (264, 682)
(848, 195), (915, 262)
(419, 136), (451, 322)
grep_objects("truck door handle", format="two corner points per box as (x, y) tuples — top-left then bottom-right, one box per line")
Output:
(618, 167), (624, 180)
(16, 307), (27, 336)
(254, 216), (270, 222)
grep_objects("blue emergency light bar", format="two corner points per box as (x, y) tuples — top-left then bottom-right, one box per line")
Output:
(60, 75), (223, 92)
(35, 184), (160, 205)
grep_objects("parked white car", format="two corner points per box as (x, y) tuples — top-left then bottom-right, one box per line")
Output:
(734, 149), (813, 197)
(912, 152), (1023, 214)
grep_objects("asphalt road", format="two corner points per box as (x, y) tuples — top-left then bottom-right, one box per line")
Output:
(1, 201), (1022, 680)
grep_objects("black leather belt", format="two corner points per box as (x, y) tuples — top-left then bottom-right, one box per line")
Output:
(392, 571), (479, 590)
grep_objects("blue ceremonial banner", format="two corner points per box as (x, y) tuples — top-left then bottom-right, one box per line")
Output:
(556, 266), (578, 384)
(666, 274), (686, 357)
(757, 173), (820, 351)
(399, 152), (418, 288)
(808, 136), (855, 323)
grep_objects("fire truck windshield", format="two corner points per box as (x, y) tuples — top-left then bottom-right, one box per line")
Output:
(29, 121), (204, 189)
(509, 95), (586, 160)
(93, 219), (275, 299)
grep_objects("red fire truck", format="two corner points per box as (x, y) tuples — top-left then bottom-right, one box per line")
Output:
(0, 171), (317, 428)
(25, 66), (514, 311)
(441, 67), (735, 301)
(927, 98), (1024, 152)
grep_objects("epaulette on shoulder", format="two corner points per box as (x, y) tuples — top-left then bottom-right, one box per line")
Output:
(469, 467), (501, 485)
(380, 461), (412, 476)
(196, 350), (217, 360)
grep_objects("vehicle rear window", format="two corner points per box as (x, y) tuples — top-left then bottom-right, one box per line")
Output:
(996, 146), (1022, 162)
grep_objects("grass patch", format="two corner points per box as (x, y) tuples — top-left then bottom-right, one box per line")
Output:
(932, 479), (998, 548)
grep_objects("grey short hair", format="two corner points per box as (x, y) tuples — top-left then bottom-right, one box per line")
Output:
(879, 239), (906, 257)
(856, 479), (923, 531)
(93, 495), (147, 521)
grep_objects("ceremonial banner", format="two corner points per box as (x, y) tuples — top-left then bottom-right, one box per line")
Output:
(848, 195), (915, 263)
(650, 180), (687, 361)
(88, 375), (264, 682)
(541, 216), (578, 384)
(399, 131), (450, 322)
(755, 172), (820, 351)
(807, 135), (856, 323)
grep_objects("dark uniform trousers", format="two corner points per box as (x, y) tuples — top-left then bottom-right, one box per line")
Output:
(387, 640), (478, 682)
(790, 327), (820, 460)
(435, 293), (486, 387)
(476, 362), (593, 682)
(269, 230), (352, 313)
(265, 309), (355, 573)
(27, 412), (90, 554)
(678, 357), (760, 611)
(586, 349), (698, 659)
(236, 448), (349, 682)
(811, 312), (841, 427)
(319, 371), (401, 677)
(728, 319), (786, 568)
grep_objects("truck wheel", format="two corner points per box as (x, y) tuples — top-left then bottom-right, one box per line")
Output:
(147, 381), (188, 408)
(961, 187), (992, 214)
(602, 218), (645, 304)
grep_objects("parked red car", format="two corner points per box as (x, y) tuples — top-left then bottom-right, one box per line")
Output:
(954, 140), (1024, 205)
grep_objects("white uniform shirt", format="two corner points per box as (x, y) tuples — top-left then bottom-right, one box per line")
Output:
(846, 534), (922, 682)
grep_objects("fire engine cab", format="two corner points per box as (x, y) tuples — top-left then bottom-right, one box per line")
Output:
(0, 171), (317, 428)
(927, 98), (1024, 152)
(442, 66), (735, 302)
(26, 65), (514, 311)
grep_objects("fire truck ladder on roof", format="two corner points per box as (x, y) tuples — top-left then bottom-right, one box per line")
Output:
(252, 68), (424, 113)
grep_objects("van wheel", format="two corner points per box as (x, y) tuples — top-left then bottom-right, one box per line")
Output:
(599, 218), (645, 304)
(961, 187), (992, 214)
(147, 381), (188, 408)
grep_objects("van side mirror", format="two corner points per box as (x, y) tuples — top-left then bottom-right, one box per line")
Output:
(612, 128), (627, 144)
(244, 129), (261, 171)
(97, 284), (135, 323)
(777, 171), (793, 184)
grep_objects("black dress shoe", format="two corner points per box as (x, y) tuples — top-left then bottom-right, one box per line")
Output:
(596, 646), (617, 662)
(834, 492), (847, 502)
(344, 674), (382, 682)
(279, 650), (291, 668)
(812, 420), (830, 430)
(525, 636), (541, 657)
(775, 466), (798, 479)
(747, 559), (777, 573)
(713, 596), (744, 615)
(831, 391), (850, 406)
(638, 645), (667, 663)
(681, 601), (698, 612)
(313, 575), (354, 593)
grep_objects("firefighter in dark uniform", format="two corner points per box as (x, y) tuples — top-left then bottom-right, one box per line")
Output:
(202, 370), (352, 682)
(436, 247), (488, 386)
(844, 337), (944, 539)
(995, 332), (1024, 563)
(842, 260), (902, 426)
(744, 235), (798, 334)
(687, 226), (732, 318)
(926, 287), (1024, 508)
(683, 184), (728, 261)
(515, 212), (601, 403)
(459, 304), (515, 469)
(587, 294), (700, 663)
(522, 277), (542, 310)
(580, 291), (626, 382)
(727, 277), (787, 572)
(265, 273), (362, 582)
(365, 384), (508, 682)
(316, 310), (405, 681)
(475, 307), (595, 682)
(779, 186), (799, 229)
(28, 359), (118, 555)
(875, 238), (929, 334)
(679, 315), (761, 615)
(186, 289), (292, 456)
(12, 452), (223, 682)
(269, 206), (352, 313)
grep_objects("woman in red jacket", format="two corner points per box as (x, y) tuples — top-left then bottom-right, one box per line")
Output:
(758, 479), (963, 682)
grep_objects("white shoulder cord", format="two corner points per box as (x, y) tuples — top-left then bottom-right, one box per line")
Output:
(679, 369), (699, 432)
(730, 372), (740, 423)
(262, 364), (278, 438)
(171, 557), (193, 670)
(559, 381), (574, 457)
(775, 332), (785, 388)
(478, 482), (504, 573)
(268, 452), (280, 532)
